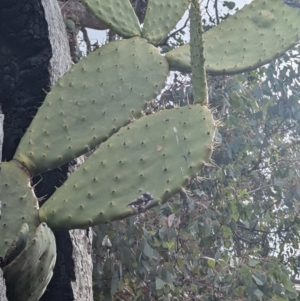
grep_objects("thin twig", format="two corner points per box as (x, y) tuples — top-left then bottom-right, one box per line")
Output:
(214, 0), (220, 24)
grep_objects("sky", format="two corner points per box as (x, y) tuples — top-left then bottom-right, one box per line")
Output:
(85, 0), (253, 45)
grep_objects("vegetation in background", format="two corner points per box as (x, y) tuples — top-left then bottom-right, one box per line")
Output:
(92, 2), (300, 300)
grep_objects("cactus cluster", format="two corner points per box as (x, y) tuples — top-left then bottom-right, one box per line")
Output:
(39, 105), (214, 230)
(1, 0), (300, 300)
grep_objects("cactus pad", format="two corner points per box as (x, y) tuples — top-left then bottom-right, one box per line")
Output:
(3, 223), (56, 301)
(14, 38), (169, 176)
(39, 105), (215, 230)
(81, 0), (141, 38)
(3, 223), (29, 267)
(142, 0), (190, 45)
(190, 0), (207, 105)
(0, 161), (39, 259)
(166, 0), (300, 75)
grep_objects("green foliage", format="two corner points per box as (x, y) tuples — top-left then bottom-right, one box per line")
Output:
(223, 1), (236, 10)
(91, 48), (300, 298)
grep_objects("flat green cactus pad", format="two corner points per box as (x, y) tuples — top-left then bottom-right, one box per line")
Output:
(190, 0), (207, 105)
(166, 0), (300, 75)
(0, 161), (39, 259)
(3, 223), (29, 267)
(14, 37), (169, 176)
(142, 0), (190, 45)
(3, 223), (56, 301)
(39, 105), (215, 230)
(81, 0), (141, 38)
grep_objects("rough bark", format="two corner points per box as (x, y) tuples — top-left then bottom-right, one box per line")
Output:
(58, 0), (148, 30)
(59, 0), (108, 31)
(39, 1), (93, 301)
(42, 0), (73, 85)
(0, 108), (3, 162)
(0, 108), (8, 301)
(0, 0), (92, 300)
(70, 229), (93, 300)
(0, 269), (8, 301)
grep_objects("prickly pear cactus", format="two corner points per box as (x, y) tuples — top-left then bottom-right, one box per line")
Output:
(3, 223), (56, 301)
(190, 0), (207, 105)
(1, 0), (300, 300)
(38, 0), (214, 230)
(3, 223), (29, 267)
(14, 37), (169, 176)
(81, 0), (141, 38)
(142, 0), (190, 45)
(32, 0), (216, 230)
(39, 105), (215, 230)
(166, 0), (300, 74)
(0, 161), (39, 259)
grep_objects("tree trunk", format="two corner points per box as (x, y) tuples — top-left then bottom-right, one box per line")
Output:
(0, 108), (8, 301)
(0, 269), (8, 301)
(0, 0), (92, 300)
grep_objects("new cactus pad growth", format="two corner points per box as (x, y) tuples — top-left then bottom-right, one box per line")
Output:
(166, 0), (300, 75)
(39, 105), (215, 230)
(3, 223), (56, 301)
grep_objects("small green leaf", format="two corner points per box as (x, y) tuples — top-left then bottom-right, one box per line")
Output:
(223, 1), (236, 10)
(252, 275), (264, 286)
(207, 258), (215, 269)
(285, 281), (297, 293)
(156, 278), (166, 290)
(166, 240), (175, 249)
(143, 242), (153, 260)
(215, 252), (222, 262)
(171, 203), (181, 214)
(248, 258), (260, 267)
(234, 286), (245, 297)
(222, 225), (233, 238)
(254, 288), (264, 299)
